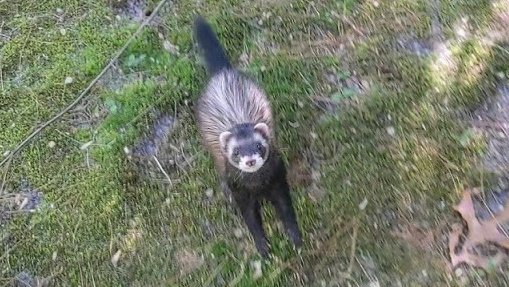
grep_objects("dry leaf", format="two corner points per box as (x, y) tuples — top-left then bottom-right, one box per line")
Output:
(449, 188), (509, 270)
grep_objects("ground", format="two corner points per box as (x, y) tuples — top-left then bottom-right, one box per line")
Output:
(1, 0), (509, 286)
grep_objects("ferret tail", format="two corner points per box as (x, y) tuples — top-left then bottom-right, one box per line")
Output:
(193, 16), (231, 75)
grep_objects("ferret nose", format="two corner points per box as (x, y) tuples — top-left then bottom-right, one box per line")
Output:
(246, 159), (256, 167)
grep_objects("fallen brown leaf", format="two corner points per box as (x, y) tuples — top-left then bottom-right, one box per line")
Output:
(449, 188), (509, 270)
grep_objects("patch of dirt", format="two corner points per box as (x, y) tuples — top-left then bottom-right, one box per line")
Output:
(175, 249), (204, 276)
(66, 63), (144, 132)
(314, 68), (372, 117)
(66, 95), (109, 132)
(1, 181), (45, 284)
(97, 62), (142, 93)
(126, 107), (197, 189)
(287, 150), (314, 189)
(391, 224), (435, 251)
(448, 82), (509, 273)
(287, 145), (330, 205)
(471, 83), (509, 176)
(12, 271), (50, 287)
(396, 35), (434, 57)
(111, 0), (172, 26)
(0, 179), (43, 225)
(0, 24), (17, 44)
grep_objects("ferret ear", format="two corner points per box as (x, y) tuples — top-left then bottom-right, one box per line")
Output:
(219, 131), (232, 152)
(254, 122), (270, 139)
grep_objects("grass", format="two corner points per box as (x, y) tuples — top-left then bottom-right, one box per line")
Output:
(1, 0), (509, 285)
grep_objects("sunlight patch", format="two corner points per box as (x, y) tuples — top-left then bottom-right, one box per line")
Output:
(429, 41), (456, 91)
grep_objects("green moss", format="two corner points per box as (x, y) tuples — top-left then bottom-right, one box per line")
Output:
(2, 0), (508, 285)
(439, 0), (494, 33)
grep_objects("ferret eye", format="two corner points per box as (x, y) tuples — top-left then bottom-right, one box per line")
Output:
(256, 143), (263, 150)
(233, 148), (240, 157)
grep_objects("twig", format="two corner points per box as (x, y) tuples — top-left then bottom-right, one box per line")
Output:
(355, 257), (374, 281)
(0, 0), (169, 168)
(0, 32), (4, 92)
(169, 144), (181, 153)
(0, 156), (12, 195)
(180, 145), (192, 167)
(341, 15), (365, 38)
(346, 219), (359, 275)
(0, 194), (19, 201)
(152, 155), (172, 186)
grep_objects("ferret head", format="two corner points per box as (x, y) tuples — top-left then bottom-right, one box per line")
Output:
(219, 123), (270, 173)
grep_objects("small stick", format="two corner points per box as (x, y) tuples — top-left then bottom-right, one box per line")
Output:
(341, 16), (365, 38)
(346, 219), (359, 275)
(0, 156), (12, 195)
(152, 155), (172, 186)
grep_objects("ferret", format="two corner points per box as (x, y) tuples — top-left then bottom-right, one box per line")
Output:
(193, 16), (302, 257)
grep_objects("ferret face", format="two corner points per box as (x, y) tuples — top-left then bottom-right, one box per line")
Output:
(219, 123), (270, 173)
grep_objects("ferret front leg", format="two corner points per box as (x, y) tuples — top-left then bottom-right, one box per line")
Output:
(233, 194), (269, 257)
(269, 180), (302, 248)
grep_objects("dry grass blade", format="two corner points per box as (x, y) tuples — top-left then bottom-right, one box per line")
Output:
(0, 156), (13, 195)
(346, 219), (359, 275)
(152, 155), (173, 185)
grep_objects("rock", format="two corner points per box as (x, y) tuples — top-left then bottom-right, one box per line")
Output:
(251, 260), (262, 279)
(359, 198), (368, 210)
(234, 228), (243, 238)
(111, 250), (121, 267)
(386, 126), (396, 136)
(205, 188), (214, 198)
